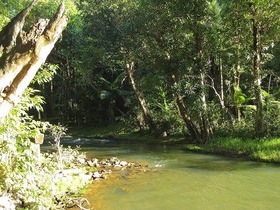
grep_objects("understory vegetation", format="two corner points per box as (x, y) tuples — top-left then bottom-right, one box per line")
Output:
(37, 0), (280, 142)
(0, 68), (91, 209)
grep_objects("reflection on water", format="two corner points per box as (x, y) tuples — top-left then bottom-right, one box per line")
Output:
(46, 138), (280, 210)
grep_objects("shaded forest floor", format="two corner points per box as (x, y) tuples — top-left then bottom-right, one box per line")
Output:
(68, 123), (280, 164)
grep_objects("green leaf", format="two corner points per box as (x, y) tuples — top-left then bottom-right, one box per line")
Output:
(100, 90), (112, 100)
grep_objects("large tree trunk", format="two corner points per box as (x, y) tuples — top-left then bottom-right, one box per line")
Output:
(250, 3), (263, 138)
(0, 0), (67, 119)
(125, 61), (156, 130)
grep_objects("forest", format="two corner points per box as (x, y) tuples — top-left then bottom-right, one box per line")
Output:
(31, 0), (280, 141)
(0, 0), (279, 209)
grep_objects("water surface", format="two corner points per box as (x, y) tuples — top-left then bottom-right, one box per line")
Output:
(65, 138), (280, 210)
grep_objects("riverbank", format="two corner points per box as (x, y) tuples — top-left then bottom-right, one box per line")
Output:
(68, 124), (280, 164)
(185, 136), (280, 164)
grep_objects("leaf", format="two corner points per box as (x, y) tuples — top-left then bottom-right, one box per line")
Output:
(234, 86), (247, 105)
(261, 89), (271, 98)
(100, 90), (112, 100)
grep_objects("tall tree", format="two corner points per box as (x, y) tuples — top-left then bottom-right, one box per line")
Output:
(248, 0), (280, 137)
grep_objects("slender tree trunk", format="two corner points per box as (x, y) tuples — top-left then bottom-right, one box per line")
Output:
(235, 40), (242, 121)
(194, 28), (213, 143)
(125, 61), (155, 130)
(250, 3), (263, 138)
(199, 72), (213, 143)
(0, 1), (67, 120)
(219, 58), (225, 111)
(268, 74), (272, 93)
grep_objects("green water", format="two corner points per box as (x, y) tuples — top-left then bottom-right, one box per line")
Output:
(77, 140), (280, 210)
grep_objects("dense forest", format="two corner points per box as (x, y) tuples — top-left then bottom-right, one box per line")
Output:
(2, 0), (279, 142)
(0, 0), (279, 208)
(37, 0), (280, 141)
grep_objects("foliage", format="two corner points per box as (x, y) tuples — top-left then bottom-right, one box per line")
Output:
(8, 0), (277, 139)
(0, 88), (90, 208)
(32, 63), (58, 85)
(0, 60), (90, 209)
(0, 0), (30, 29)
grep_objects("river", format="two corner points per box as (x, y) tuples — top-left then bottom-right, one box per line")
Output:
(62, 138), (280, 210)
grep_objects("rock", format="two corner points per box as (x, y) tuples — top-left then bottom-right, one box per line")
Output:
(92, 158), (99, 165)
(110, 157), (120, 165)
(114, 165), (122, 170)
(100, 161), (107, 165)
(120, 161), (128, 166)
(87, 160), (94, 167)
(92, 172), (102, 179)
(155, 163), (164, 168)
(101, 169), (112, 174)
(78, 157), (86, 164)
(134, 163), (141, 168)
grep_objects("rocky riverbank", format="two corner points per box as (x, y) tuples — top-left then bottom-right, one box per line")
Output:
(88, 157), (149, 180)
(59, 156), (150, 209)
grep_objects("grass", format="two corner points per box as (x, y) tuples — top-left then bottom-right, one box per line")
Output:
(185, 136), (280, 163)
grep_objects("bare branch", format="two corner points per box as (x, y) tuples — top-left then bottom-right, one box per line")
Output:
(206, 74), (225, 109)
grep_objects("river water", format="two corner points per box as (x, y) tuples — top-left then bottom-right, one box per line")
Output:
(63, 138), (280, 210)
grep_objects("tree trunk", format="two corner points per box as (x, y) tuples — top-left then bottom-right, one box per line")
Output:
(170, 74), (200, 142)
(250, 3), (263, 138)
(0, 1), (67, 120)
(194, 28), (213, 143)
(125, 61), (155, 130)
(199, 72), (213, 143)
(235, 40), (242, 121)
(175, 95), (200, 141)
(219, 58), (226, 114)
